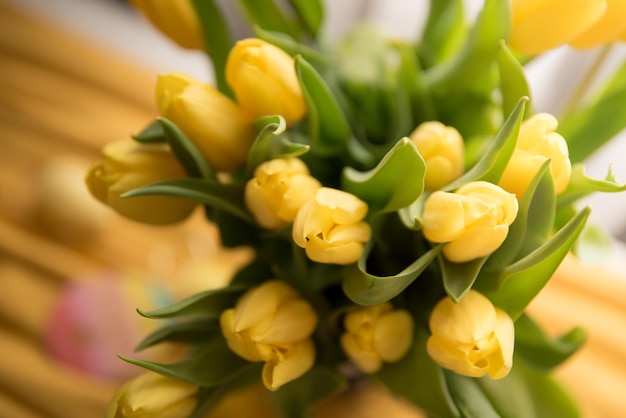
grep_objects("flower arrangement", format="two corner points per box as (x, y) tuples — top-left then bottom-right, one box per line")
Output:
(88, 1), (626, 417)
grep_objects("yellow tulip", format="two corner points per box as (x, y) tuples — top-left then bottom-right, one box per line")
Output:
(226, 38), (306, 125)
(129, 0), (203, 50)
(245, 158), (321, 230)
(292, 188), (371, 265)
(570, 0), (626, 49)
(220, 280), (317, 390)
(509, 0), (607, 55)
(422, 181), (518, 262)
(499, 113), (571, 198)
(105, 372), (197, 418)
(409, 121), (465, 190)
(156, 72), (254, 172)
(85, 139), (196, 225)
(340, 303), (414, 373)
(427, 291), (514, 380)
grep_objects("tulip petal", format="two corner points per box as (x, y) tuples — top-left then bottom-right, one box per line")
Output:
(262, 341), (315, 390)
(429, 292), (497, 344)
(340, 333), (381, 373)
(443, 225), (509, 262)
(256, 300), (318, 344)
(234, 281), (297, 332)
(374, 310), (414, 362)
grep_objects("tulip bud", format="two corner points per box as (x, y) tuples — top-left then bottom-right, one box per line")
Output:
(499, 113), (571, 198)
(409, 121), (465, 190)
(292, 188), (371, 265)
(86, 139), (196, 225)
(226, 38), (306, 125)
(245, 158), (321, 230)
(427, 291), (514, 380)
(105, 372), (197, 418)
(422, 181), (518, 263)
(509, 0), (607, 55)
(220, 280), (317, 391)
(156, 72), (254, 172)
(129, 0), (203, 50)
(340, 303), (414, 373)
(570, 0), (626, 49)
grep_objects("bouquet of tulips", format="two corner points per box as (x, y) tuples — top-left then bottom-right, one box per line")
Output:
(87, 0), (626, 417)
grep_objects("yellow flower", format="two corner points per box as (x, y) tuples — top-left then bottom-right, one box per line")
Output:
(292, 188), (371, 265)
(156, 72), (254, 172)
(86, 139), (196, 225)
(226, 38), (306, 125)
(422, 181), (518, 263)
(245, 158), (321, 230)
(509, 0), (607, 55)
(340, 303), (414, 373)
(220, 280), (317, 391)
(570, 0), (626, 49)
(105, 372), (197, 418)
(427, 291), (514, 380)
(129, 0), (203, 50)
(409, 121), (465, 190)
(499, 113), (571, 198)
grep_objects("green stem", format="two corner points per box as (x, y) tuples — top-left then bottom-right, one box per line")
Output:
(559, 44), (614, 119)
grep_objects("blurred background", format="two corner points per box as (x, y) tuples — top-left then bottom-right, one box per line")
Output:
(1, 0), (625, 417)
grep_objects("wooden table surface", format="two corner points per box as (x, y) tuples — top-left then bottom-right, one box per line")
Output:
(1, 3), (625, 417)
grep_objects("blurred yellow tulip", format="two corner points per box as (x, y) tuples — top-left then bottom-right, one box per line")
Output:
(409, 121), (465, 190)
(245, 158), (321, 230)
(105, 372), (197, 418)
(427, 291), (514, 380)
(220, 280), (317, 390)
(156, 72), (254, 171)
(340, 303), (414, 373)
(86, 139), (196, 225)
(499, 113), (571, 198)
(129, 0), (203, 50)
(509, 0), (607, 55)
(292, 188), (371, 265)
(570, 0), (626, 49)
(226, 38), (306, 125)
(422, 181), (518, 262)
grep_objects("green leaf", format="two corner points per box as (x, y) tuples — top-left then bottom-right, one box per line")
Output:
(516, 358), (582, 418)
(421, 0), (466, 64)
(342, 138), (426, 214)
(497, 41), (532, 118)
(444, 372), (501, 418)
(487, 207), (590, 320)
(135, 319), (218, 351)
(342, 241), (442, 306)
(557, 163), (626, 210)
(296, 56), (351, 152)
(191, 0), (233, 96)
(120, 337), (257, 387)
(254, 26), (330, 67)
(137, 285), (247, 319)
(425, 0), (511, 93)
(397, 193), (427, 231)
(444, 97), (527, 191)
(157, 117), (214, 179)
(376, 325), (460, 418)
(477, 161), (553, 288)
(476, 370), (537, 418)
(122, 178), (253, 223)
(237, 0), (299, 39)
(560, 60), (626, 163)
(515, 314), (586, 370)
(270, 367), (347, 418)
(441, 256), (488, 302)
(132, 119), (166, 143)
(286, 0), (324, 37)
(395, 42), (437, 124)
(246, 115), (310, 175)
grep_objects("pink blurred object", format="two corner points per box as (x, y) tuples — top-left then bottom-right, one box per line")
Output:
(45, 272), (172, 382)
